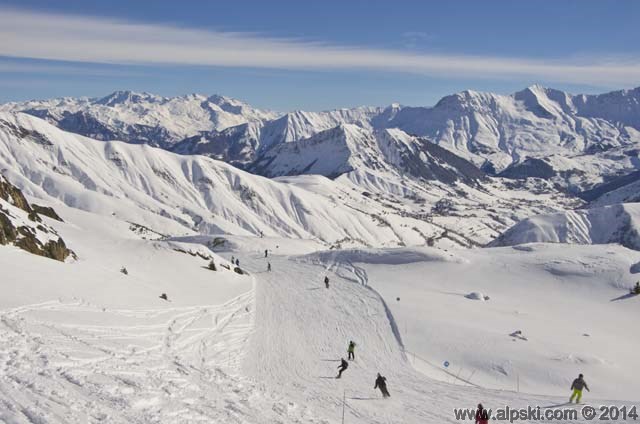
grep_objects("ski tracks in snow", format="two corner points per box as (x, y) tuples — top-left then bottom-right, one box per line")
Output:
(0, 287), (314, 423)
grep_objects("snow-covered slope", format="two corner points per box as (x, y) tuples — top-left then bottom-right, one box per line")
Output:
(0, 91), (278, 149)
(0, 112), (415, 247)
(3, 212), (638, 423)
(301, 244), (640, 402)
(489, 203), (640, 250)
(0, 112), (578, 249)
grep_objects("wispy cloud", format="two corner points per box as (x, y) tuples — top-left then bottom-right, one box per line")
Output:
(0, 59), (143, 77)
(0, 7), (638, 86)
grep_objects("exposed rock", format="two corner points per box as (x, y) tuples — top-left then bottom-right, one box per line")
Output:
(0, 176), (33, 213)
(0, 176), (73, 261)
(0, 210), (18, 245)
(32, 204), (64, 222)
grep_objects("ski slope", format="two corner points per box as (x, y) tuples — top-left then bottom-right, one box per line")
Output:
(301, 246), (640, 400)
(2, 196), (638, 423)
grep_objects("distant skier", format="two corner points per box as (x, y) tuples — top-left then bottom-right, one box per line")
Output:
(264, 249), (268, 258)
(475, 403), (489, 424)
(267, 262), (271, 272)
(569, 373), (590, 404)
(336, 358), (348, 379)
(235, 259), (240, 267)
(159, 293), (168, 301)
(374, 373), (390, 398)
(231, 255), (235, 264)
(325, 276), (330, 289)
(633, 282), (640, 295)
(347, 341), (356, 360)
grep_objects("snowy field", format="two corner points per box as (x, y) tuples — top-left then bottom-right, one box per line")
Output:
(1, 200), (639, 423)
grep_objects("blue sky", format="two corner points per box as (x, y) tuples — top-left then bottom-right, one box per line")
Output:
(0, 0), (638, 110)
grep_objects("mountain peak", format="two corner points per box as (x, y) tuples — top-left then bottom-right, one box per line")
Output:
(207, 94), (242, 105)
(96, 90), (160, 106)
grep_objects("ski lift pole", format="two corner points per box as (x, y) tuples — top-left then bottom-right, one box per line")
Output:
(342, 389), (346, 424)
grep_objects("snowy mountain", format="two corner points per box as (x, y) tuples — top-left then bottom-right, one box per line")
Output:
(0, 91), (279, 149)
(4, 86), (640, 192)
(249, 124), (485, 185)
(171, 107), (383, 166)
(489, 203), (640, 250)
(387, 85), (640, 190)
(0, 112), (576, 249)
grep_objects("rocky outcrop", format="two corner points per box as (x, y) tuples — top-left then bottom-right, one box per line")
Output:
(32, 204), (64, 222)
(0, 176), (33, 213)
(0, 176), (73, 261)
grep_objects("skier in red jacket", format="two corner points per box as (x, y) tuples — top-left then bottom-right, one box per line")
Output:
(475, 403), (489, 424)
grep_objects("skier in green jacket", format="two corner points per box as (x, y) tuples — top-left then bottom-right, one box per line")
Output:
(347, 340), (356, 360)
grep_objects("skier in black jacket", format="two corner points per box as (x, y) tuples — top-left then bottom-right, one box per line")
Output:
(336, 358), (348, 379)
(374, 373), (390, 397)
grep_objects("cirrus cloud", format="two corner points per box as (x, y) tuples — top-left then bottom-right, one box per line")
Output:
(0, 7), (638, 86)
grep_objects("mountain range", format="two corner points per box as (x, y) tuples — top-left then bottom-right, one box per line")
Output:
(3, 85), (640, 194)
(0, 111), (576, 249)
(3, 85), (640, 250)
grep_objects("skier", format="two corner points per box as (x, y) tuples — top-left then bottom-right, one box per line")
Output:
(267, 262), (271, 272)
(336, 358), (348, 379)
(633, 282), (640, 295)
(347, 341), (356, 360)
(475, 403), (489, 424)
(235, 259), (240, 267)
(374, 373), (390, 398)
(264, 249), (268, 258)
(569, 373), (590, 404)
(324, 276), (330, 289)
(231, 255), (235, 264)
